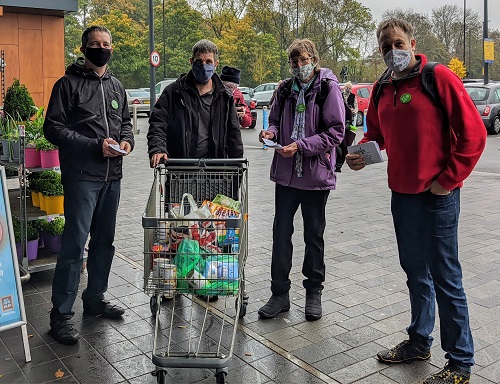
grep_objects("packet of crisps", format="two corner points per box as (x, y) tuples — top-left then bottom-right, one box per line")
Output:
(212, 194), (241, 213)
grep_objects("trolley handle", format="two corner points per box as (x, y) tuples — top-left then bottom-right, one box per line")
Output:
(158, 158), (248, 167)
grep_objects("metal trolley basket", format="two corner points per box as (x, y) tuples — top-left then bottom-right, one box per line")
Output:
(142, 159), (248, 384)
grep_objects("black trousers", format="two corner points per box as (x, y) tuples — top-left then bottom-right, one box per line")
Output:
(271, 183), (330, 295)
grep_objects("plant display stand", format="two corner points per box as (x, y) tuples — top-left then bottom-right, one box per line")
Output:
(2, 128), (67, 275)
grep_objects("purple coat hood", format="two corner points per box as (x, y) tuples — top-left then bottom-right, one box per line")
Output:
(267, 68), (345, 190)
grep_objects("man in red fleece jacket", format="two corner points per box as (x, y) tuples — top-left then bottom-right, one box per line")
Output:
(346, 18), (486, 384)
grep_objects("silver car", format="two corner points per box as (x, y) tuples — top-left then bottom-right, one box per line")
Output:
(464, 83), (500, 135)
(126, 89), (151, 116)
(253, 82), (279, 107)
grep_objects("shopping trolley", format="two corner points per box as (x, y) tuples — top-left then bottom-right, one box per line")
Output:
(142, 159), (248, 384)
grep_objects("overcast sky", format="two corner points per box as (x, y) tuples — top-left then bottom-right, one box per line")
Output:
(359, 0), (500, 31)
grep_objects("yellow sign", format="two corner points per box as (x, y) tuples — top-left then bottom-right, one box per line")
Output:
(484, 39), (494, 63)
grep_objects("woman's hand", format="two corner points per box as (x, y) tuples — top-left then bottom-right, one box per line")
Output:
(277, 142), (298, 158)
(259, 130), (274, 143)
(345, 153), (365, 170)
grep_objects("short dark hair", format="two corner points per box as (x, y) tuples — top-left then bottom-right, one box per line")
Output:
(82, 26), (112, 47)
(191, 39), (219, 60)
(376, 18), (414, 43)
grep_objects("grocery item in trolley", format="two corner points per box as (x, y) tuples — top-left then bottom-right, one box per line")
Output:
(152, 257), (176, 294)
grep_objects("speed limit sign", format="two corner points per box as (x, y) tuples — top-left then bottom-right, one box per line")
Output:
(150, 50), (161, 67)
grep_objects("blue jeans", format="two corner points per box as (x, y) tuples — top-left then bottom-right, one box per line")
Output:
(391, 189), (474, 368)
(271, 184), (330, 295)
(51, 180), (121, 319)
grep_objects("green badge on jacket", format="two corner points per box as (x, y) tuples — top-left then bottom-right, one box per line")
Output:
(111, 100), (119, 109)
(400, 93), (412, 104)
(296, 103), (306, 112)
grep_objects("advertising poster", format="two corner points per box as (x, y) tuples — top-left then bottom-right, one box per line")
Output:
(0, 168), (22, 329)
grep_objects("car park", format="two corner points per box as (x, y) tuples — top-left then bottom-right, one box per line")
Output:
(241, 91), (257, 129)
(126, 89), (151, 116)
(253, 82), (279, 107)
(238, 86), (254, 98)
(464, 83), (500, 134)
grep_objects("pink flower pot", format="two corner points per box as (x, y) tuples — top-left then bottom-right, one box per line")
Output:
(40, 149), (59, 169)
(25, 147), (41, 168)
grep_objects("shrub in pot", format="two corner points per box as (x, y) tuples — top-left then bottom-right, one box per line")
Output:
(35, 137), (59, 168)
(3, 79), (36, 161)
(13, 216), (40, 261)
(39, 217), (64, 253)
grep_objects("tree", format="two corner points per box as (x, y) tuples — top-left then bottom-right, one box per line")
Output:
(447, 57), (466, 79)
(217, 15), (281, 86)
(154, 0), (207, 79)
(91, 11), (149, 87)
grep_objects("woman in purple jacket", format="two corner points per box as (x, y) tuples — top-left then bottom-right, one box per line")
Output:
(258, 39), (345, 321)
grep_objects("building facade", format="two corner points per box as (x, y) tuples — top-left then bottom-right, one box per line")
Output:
(0, 0), (77, 109)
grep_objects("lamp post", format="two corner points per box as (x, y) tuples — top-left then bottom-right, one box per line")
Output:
(162, 0), (166, 80)
(483, 0), (488, 84)
(463, 0), (466, 64)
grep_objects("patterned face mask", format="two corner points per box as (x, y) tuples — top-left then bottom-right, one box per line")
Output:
(291, 62), (315, 82)
(383, 49), (412, 73)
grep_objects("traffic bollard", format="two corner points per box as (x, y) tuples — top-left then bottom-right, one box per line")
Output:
(262, 106), (269, 149)
(132, 105), (140, 134)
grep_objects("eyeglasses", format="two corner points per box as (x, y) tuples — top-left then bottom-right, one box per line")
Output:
(288, 57), (313, 66)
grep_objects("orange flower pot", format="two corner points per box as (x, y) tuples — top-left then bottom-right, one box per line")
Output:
(44, 195), (64, 215)
(31, 190), (40, 207)
(38, 192), (46, 212)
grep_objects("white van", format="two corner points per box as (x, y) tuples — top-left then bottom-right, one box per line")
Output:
(155, 78), (177, 97)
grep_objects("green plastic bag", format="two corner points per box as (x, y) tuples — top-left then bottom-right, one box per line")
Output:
(195, 280), (239, 297)
(175, 239), (204, 289)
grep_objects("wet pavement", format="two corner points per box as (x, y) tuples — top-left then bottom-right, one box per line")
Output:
(1, 115), (500, 384)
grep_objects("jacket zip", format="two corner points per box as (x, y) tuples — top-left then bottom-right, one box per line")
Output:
(100, 78), (110, 181)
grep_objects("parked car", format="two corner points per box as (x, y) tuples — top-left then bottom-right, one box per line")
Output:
(155, 78), (177, 98)
(238, 86), (254, 98)
(126, 89), (151, 116)
(253, 82), (279, 107)
(241, 91), (257, 129)
(464, 83), (500, 134)
(340, 83), (373, 126)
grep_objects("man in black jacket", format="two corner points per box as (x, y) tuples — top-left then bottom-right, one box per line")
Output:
(43, 26), (134, 345)
(147, 39), (243, 166)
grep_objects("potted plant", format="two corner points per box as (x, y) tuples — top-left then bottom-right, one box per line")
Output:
(24, 106), (45, 168)
(13, 216), (40, 261)
(39, 217), (64, 253)
(32, 170), (61, 212)
(35, 136), (59, 168)
(3, 78), (36, 162)
(42, 182), (64, 215)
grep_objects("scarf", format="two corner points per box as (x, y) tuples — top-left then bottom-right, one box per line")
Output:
(290, 75), (316, 177)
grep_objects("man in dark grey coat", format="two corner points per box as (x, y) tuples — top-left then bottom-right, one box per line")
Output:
(147, 39), (243, 166)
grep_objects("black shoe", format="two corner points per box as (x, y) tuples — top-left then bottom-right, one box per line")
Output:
(258, 293), (290, 319)
(423, 362), (471, 384)
(83, 300), (125, 319)
(305, 290), (322, 321)
(50, 317), (80, 345)
(377, 339), (431, 364)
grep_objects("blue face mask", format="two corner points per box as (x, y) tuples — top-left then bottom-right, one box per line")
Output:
(192, 61), (215, 84)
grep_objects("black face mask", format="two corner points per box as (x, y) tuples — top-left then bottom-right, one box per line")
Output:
(84, 47), (112, 67)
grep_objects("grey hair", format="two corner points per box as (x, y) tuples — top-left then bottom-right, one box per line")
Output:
(344, 81), (353, 89)
(192, 39), (219, 60)
(82, 25), (112, 47)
